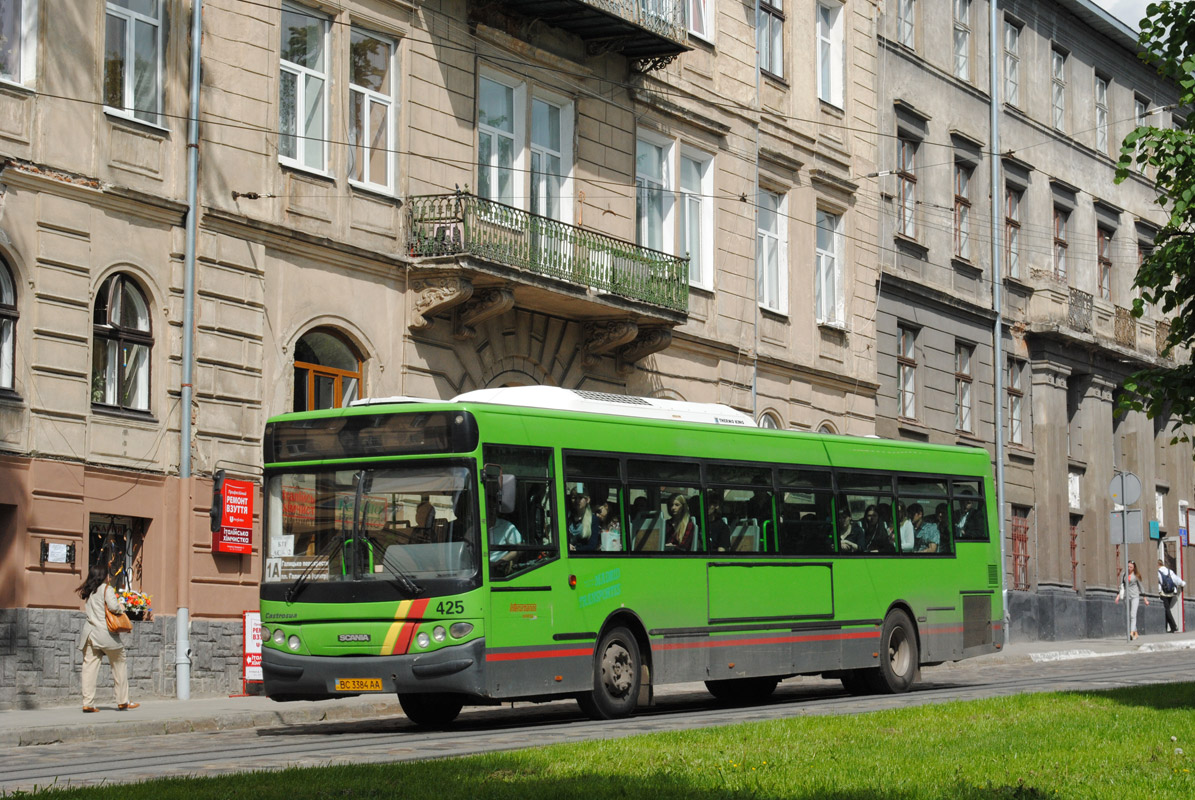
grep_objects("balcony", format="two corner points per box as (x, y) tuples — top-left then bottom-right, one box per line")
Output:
(495, 0), (689, 67)
(405, 193), (688, 367)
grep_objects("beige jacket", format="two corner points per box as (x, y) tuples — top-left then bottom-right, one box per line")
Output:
(77, 584), (126, 651)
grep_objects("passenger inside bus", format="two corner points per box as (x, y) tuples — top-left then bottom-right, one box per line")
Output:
(707, 490), (731, 552)
(837, 507), (865, 552)
(567, 486), (598, 552)
(488, 474), (524, 568)
(664, 493), (696, 551)
(908, 503), (940, 553)
(594, 499), (622, 551)
(861, 504), (895, 553)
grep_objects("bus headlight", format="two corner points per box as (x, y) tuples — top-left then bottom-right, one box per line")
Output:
(432, 626), (447, 642)
(416, 632), (430, 649)
(450, 622), (473, 639)
(273, 629), (286, 646)
(287, 635), (301, 651)
(261, 626), (271, 640)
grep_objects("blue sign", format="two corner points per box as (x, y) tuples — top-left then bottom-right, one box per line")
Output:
(1149, 520), (1161, 539)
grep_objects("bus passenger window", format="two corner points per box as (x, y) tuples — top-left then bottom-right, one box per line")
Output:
(483, 445), (557, 579)
(711, 488), (770, 554)
(563, 452), (623, 554)
(778, 490), (834, 555)
(896, 477), (950, 555)
(952, 482), (986, 542)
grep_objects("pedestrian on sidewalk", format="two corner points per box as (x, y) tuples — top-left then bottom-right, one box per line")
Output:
(1157, 559), (1186, 633)
(76, 564), (141, 713)
(1116, 560), (1150, 639)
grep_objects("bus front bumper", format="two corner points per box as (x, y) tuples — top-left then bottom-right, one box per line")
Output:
(262, 638), (486, 700)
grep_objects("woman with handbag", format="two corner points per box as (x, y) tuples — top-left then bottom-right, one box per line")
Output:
(76, 563), (140, 713)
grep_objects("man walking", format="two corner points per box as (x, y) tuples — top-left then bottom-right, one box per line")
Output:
(1157, 559), (1187, 633)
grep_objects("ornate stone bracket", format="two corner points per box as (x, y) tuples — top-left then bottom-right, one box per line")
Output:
(453, 288), (515, 341)
(616, 328), (673, 375)
(409, 275), (473, 331)
(581, 321), (638, 367)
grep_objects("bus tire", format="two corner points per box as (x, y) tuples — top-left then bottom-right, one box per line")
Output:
(398, 692), (464, 727)
(839, 669), (875, 695)
(577, 626), (641, 720)
(868, 610), (919, 694)
(704, 676), (779, 704)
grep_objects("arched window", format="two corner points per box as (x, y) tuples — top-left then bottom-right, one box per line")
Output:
(758, 411), (781, 429)
(92, 274), (152, 411)
(293, 328), (362, 411)
(0, 260), (16, 391)
(817, 422), (838, 435)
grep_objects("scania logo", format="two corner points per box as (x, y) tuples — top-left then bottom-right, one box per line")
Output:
(338, 634), (371, 642)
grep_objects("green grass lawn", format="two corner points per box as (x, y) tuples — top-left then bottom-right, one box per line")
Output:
(18, 683), (1195, 799)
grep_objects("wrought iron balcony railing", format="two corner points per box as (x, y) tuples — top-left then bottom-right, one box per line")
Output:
(498, 0), (689, 64)
(406, 194), (689, 314)
(1068, 288), (1093, 334)
(1114, 306), (1136, 349)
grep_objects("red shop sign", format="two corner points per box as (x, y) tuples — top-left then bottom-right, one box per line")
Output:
(213, 478), (255, 554)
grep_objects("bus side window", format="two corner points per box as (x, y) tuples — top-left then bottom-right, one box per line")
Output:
(952, 480), (986, 542)
(483, 445), (558, 579)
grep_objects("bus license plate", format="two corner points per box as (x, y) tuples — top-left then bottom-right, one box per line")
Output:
(335, 678), (382, 692)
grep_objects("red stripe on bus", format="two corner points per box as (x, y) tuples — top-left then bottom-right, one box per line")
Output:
(655, 629), (880, 651)
(485, 647), (593, 662)
(391, 598), (431, 655)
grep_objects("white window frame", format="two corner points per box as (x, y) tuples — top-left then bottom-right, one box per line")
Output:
(0, 260), (15, 391)
(897, 0), (915, 49)
(1008, 358), (1025, 445)
(688, 0), (712, 42)
(104, 0), (163, 126)
(1053, 206), (1069, 282)
(1005, 185), (1022, 279)
(680, 148), (714, 289)
(897, 324), (917, 419)
(954, 163), (971, 260)
(757, 189), (788, 314)
(897, 136), (917, 239)
(1051, 49), (1067, 132)
(1136, 97), (1150, 127)
(636, 131), (676, 256)
(758, 0), (784, 78)
(477, 73), (526, 209)
(817, 2), (844, 107)
(279, 2), (330, 172)
(530, 90), (575, 225)
(1098, 227), (1113, 301)
(347, 27), (396, 193)
(952, 0), (971, 81)
(955, 341), (974, 433)
(815, 209), (844, 327)
(0, 0), (38, 88)
(1095, 75), (1109, 154)
(1156, 488), (1167, 529)
(1003, 20), (1019, 106)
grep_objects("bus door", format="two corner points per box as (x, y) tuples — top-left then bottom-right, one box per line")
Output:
(481, 445), (579, 696)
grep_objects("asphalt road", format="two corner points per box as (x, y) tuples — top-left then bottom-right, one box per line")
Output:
(2, 649), (1190, 794)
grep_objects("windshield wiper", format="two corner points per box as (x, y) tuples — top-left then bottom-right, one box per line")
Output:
(285, 532), (345, 603)
(375, 538), (425, 597)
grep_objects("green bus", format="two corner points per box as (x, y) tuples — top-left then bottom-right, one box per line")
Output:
(260, 386), (1003, 725)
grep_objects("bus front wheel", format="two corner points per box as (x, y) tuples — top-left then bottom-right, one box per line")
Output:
(577, 626), (641, 720)
(398, 692), (464, 727)
(868, 610), (919, 694)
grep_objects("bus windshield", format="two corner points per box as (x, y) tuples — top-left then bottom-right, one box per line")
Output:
(263, 463), (479, 593)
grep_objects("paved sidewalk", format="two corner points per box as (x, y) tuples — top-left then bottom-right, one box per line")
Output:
(3, 631), (1193, 748)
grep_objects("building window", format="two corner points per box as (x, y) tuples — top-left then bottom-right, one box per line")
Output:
(92, 274), (151, 412)
(1136, 96), (1150, 127)
(1008, 358), (1025, 445)
(637, 135), (674, 254)
(954, 164), (972, 260)
(1156, 488), (1167, 529)
(755, 190), (783, 310)
(758, 412), (781, 429)
(897, 0), (915, 48)
(1005, 186), (1022, 278)
(0, 259), (15, 391)
(688, 0), (711, 40)
(1098, 227), (1113, 301)
(0, 0), (37, 87)
(952, 0), (971, 81)
(955, 342), (973, 433)
(1051, 48), (1066, 132)
(103, 0), (162, 125)
(1011, 505), (1030, 590)
(279, 3), (328, 170)
(1053, 206), (1069, 282)
(897, 137), (917, 238)
(478, 76), (518, 206)
(89, 514), (146, 588)
(815, 209), (843, 326)
(817, 2), (843, 106)
(293, 329), (362, 412)
(680, 150), (714, 288)
(757, 190), (785, 312)
(1095, 75), (1109, 154)
(758, 0), (784, 78)
(531, 98), (565, 220)
(1003, 21), (1019, 106)
(897, 325), (917, 419)
(347, 28), (395, 192)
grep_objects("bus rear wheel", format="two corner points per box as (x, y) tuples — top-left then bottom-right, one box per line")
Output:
(705, 676), (779, 705)
(577, 626), (641, 720)
(867, 610), (919, 694)
(398, 692), (464, 727)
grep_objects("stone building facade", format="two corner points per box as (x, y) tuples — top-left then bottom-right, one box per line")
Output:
(874, 0), (1192, 640)
(0, 0), (881, 706)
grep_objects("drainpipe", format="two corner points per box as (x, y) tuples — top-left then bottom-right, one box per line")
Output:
(751, 0), (761, 418)
(177, 0), (204, 700)
(988, 0), (1009, 638)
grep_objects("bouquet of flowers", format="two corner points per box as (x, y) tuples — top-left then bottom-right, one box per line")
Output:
(119, 590), (153, 621)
